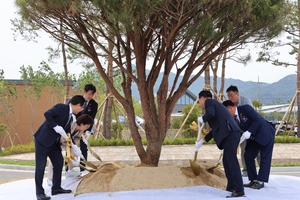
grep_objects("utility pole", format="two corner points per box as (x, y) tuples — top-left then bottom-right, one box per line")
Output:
(257, 76), (261, 101)
(297, 0), (300, 138)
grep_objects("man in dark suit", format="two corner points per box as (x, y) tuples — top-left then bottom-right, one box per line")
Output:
(226, 85), (257, 177)
(223, 100), (275, 190)
(76, 83), (98, 171)
(34, 95), (85, 200)
(195, 90), (245, 198)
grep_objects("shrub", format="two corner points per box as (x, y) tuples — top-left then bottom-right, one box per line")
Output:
(170, 117), (181, 129)
(0, 136), (299, 157)
(0, 142), (34, 156)
(111, 122), (124, 139)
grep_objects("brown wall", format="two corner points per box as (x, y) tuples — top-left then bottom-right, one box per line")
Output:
(0, 81), (74, 148)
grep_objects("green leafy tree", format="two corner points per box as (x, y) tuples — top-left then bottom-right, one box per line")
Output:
(0, 78), (20, 147)
(74, 64), (125, 138)
(0, 70), (8, 149)
(170, 117), (182, 129)
(181, 104), (202, 138)
(15, 0), (289, 166)
(19, 62), (66, 142)
(252, 100), (262, 110)
(256, 1), (300, 137)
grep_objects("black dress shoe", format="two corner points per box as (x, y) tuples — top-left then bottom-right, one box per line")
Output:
(51, 188), (72, 195)
(250, 182), (264, 189)
(36, 194), (51, 200)
(243, 180), (256, 187)
(226, 191), (245, 198)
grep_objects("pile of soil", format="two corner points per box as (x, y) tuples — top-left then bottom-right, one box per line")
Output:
(76, 160), (227, 194)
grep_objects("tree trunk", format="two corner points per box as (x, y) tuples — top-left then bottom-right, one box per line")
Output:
(297, 0), (300, 138)
(60, 21), (69, 99)
(103, 35), (114, 139)
(220, 51), (227, 101)
(205, 66), (210, 87)
(210, 58), (219, 96)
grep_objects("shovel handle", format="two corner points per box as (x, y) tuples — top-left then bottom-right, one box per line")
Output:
(197, 122), (205, 141)
(193, 151), (198, 162)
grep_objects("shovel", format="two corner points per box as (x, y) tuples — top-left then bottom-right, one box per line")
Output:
(207, 133), (243, 172)
(206, 150), (223, 172)
(65, 133), (98, 170)
(78, 163), (97, 172)
(189, 122), (205, 176)
(80, 154), (98, 170)
(83, 132), (102, 162)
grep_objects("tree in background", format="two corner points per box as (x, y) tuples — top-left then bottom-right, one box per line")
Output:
(210, 46), (251, 100)
(180, 104), (202, 138)
(0, 78), (21, 147)
(15, 0), (289, 166)
(11, 17), (73, 97)
(0, 70), (9, 149)
(19, 62), (65, 142)
(257, 1), (300, 137)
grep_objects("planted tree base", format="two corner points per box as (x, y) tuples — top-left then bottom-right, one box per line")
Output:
(76, 160), (227, 194)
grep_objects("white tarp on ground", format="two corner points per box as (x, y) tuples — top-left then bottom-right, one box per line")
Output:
(114, 116), (144, 125)
(0, 175), (300, 200)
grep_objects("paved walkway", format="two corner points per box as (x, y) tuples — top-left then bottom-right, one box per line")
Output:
(1, 143), (299, 166)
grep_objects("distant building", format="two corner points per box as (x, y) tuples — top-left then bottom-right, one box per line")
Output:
(172, 89), (197, 114)
(0, 79), (74, 148)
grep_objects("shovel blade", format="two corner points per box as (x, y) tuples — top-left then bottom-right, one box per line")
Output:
(206, 162), (221, 173)
(87, 145), (102, 162)
(189, 159), (201, 176)
(206, 166), (216, 172)
(81, 157), (98, 169)
(79, 164), (97, 172)
(86, 161), (98, 169)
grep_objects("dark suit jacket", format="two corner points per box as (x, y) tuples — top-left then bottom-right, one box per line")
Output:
(34, 104), (72, 147)
(76, 99), (98, 132)
(237, 105), (275, 145)
(203, 99), (241, 149)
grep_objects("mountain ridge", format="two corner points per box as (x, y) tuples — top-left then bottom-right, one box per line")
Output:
(132, 73), (296, 105)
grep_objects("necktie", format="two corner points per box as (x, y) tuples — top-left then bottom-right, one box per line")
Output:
(234, 115), (240, 125)
(82, 101), (88, 113)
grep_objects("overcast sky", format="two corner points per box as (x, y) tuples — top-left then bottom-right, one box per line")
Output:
(0, 1), (297, 83)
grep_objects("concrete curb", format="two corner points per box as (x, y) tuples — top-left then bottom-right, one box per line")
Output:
(0, 163), (299, 174)
(0, 164), (35, 171)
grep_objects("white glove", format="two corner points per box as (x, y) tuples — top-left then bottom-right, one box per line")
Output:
(85, 131), (91, 141)
(198, 116), (204, 123)
(242, 131), (251, 139)
(70, 157), (80, 167)
(71, 143), (82, 156)
(240, 131), (251, 144)
(218, 150), (224, 164)
(53, 125), (68, 140)
(195, 139), (205, 151)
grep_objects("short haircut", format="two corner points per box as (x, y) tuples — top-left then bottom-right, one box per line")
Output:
(76, 114), (93, 125)
(84, 83), (96, 94)
(226, 85), (239, 93)
(198, 90), (212, 98)
(222, 100), (235, 107)
(69, 95), (85, 106)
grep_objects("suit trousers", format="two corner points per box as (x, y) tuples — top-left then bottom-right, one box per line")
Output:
(221, 131), (244, 193)
(35, 139), (64, 195)
(240, 140), (261, 171)
(244, 139), (274, 182)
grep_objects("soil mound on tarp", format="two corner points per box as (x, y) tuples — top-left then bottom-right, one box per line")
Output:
(76, 160), (227, 194)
